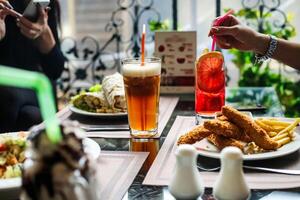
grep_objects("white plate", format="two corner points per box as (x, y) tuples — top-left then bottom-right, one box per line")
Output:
(0, 134), (100, 199)
(194, 118), (300, 161)
(69, 105), (127, 117)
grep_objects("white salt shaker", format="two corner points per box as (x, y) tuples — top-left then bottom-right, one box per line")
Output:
(169, 144), (204, 199)
(213, 147), (250, 200)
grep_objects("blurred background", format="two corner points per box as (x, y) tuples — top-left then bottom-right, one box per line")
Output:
(57, 0), (300, 117)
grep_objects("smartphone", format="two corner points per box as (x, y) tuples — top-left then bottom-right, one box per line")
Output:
(23, 0), (50, 21)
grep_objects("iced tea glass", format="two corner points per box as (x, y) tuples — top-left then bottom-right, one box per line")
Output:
(195, 50), (225, 124)
(122, 57), (161, 138)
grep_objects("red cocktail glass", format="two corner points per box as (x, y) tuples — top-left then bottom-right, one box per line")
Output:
(195, 49), (225, 124)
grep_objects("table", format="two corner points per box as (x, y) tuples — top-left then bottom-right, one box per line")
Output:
(59, 87), (300, 199)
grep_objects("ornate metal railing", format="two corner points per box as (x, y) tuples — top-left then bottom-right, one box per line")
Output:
(57, 0), (162, 98)
(56, 0), (298, 100)
(241, 0), (291, 34)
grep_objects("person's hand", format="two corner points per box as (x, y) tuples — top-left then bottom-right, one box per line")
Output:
(17, 6), (55, 54)
(208, 15), (267, 53)
(0, 0), (13, 40)
(0, 0), (12, 19)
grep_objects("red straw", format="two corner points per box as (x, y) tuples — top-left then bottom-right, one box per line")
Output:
(141, 24), (146, 66)
(211, 9), (234, 51)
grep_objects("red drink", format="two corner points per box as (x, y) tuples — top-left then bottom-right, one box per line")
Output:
(195, 50), (225, 122)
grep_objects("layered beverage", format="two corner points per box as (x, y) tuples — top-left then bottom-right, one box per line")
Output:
(195, 49), (225, 124)
(122, 58), (161, 138)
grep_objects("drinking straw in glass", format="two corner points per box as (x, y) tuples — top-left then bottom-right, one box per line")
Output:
(141, 24), (146, 66)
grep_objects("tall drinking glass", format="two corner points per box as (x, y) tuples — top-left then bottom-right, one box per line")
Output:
(122, 57), (161, 138)
(195, 50), (225, 124)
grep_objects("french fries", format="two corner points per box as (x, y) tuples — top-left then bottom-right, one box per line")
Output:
(259, 119), (292, 127)
(255, 118), (300, 149)
(255, 118), (292, 132)
(255, 120), (274, 132)
(272, 132), (288, 141)
(268, 131), (278, 137)
(277, 137), (291, 147)
(277, 118), (300, 135)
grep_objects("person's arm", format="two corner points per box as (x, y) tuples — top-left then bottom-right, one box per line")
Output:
(209, 15), (300, 70)
(17, 1), (65, 80)
(38, 1), (65, 80)
(253, 33), (300, 70)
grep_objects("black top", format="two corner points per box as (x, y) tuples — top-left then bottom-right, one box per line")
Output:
(0, 0), (65, 132)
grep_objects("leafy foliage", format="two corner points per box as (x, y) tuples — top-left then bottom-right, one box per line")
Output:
(149, 19), (170, 32)
(227, 8), (300, 117)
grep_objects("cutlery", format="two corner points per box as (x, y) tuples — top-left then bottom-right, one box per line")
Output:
(80, 124), (129, 131)
(197, 165), (300, 175)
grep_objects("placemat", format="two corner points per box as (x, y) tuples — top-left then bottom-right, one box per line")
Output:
(98, 151), (148, 200)
(70, 96), (179, 139)
(143, 116), (300, 189)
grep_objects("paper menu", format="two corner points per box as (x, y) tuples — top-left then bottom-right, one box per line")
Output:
(154, 31), (196, 93)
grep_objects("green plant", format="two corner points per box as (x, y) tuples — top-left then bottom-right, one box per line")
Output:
(148, 19), (170, 31)
(227, 8), (300, 117)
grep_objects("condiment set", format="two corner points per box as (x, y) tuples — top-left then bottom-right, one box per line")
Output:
(169, 145), (250, 200)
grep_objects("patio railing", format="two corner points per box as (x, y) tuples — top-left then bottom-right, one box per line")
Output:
(57, 0), (297, 100)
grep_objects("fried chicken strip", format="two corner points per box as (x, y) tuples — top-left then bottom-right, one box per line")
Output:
(204, 119), (251, 142)
(177, 125), (212, 145)
(207, 134), (244, 150)
(222, 106), (278, 150)
(215, 112), (229, 121)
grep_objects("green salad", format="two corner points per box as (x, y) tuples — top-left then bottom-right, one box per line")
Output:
(0, 132), (27, 179)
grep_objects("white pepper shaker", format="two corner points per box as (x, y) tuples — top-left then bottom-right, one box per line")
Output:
(213, 147), (250, 200)
(169, 144), (204, 199)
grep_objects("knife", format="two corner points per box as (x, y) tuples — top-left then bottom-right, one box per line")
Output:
(80, 124), (130, 131)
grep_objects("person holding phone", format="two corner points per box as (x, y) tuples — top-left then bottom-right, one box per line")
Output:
(0, 0), (65, 132)
(209, 15), (300, 70)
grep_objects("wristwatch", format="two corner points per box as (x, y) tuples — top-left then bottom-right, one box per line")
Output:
(255, 35), (278, 63)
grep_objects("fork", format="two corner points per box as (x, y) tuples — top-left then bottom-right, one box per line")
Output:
(197, 165), (300, 175)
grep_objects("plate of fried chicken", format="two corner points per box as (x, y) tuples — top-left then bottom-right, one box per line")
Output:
(177, 106), (300, 161)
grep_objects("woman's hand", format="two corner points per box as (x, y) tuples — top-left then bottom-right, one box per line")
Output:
(208, 15), (269, 54)
(0, 0), (13, 40)
(0, 0), (12, 19)
(17, 6), (56, 54)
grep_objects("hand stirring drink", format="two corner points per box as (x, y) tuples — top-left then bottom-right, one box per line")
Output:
(211, 9), (234, 51)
